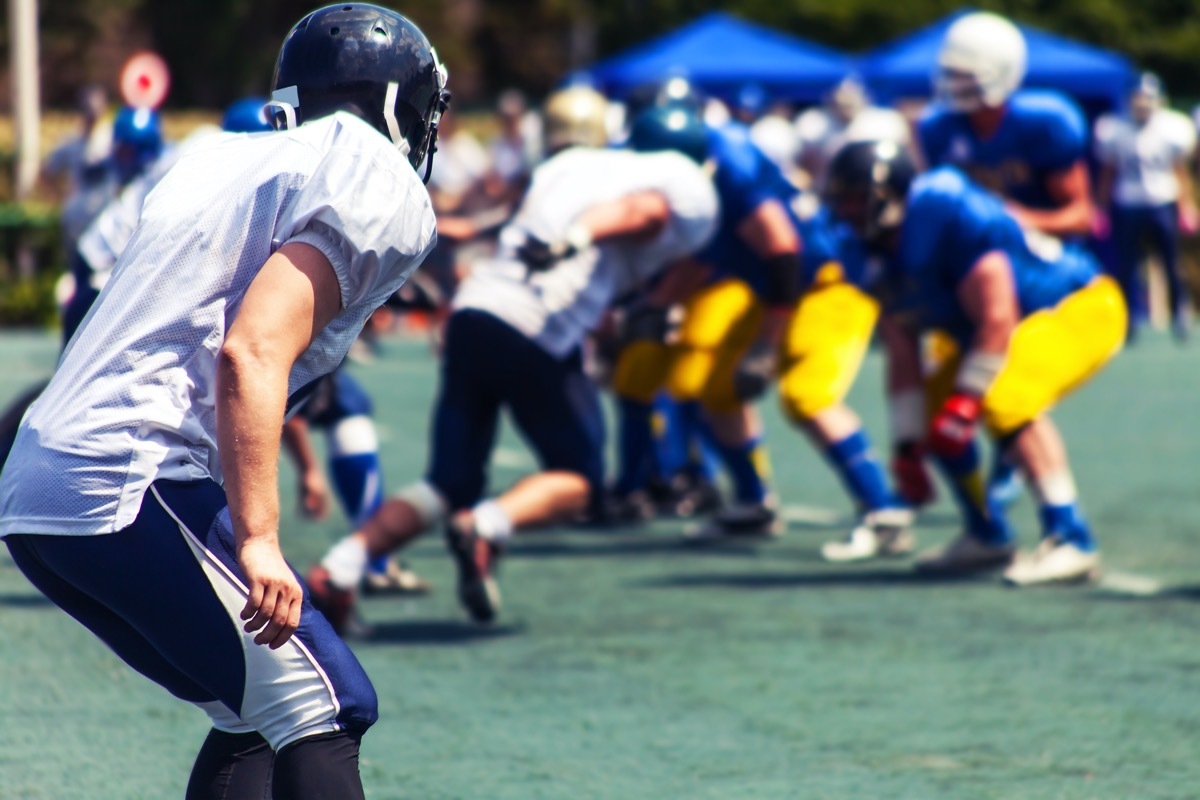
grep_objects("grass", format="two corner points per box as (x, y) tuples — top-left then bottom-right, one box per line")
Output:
(1, 329), (1198, 799)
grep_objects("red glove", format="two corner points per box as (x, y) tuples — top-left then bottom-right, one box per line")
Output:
(891, 441), (936, 507)
(928, 393), (982, 459)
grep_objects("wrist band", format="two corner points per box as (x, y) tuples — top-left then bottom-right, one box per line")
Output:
(956, 350), (1006, 396)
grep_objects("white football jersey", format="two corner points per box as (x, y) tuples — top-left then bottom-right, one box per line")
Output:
(77, 127), (222, 290)
(0, 112), (437, 536)
(452, 147), (718, 358)
(1094, 109), (1197, 207)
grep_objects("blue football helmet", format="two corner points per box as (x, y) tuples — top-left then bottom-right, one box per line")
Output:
(270, 3), (450, 180)
(626, 105), (709, 164)
(221, 98), (272, 133)
(112, 106), (163, 183)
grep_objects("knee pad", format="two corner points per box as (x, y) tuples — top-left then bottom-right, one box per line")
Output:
(327, 415), (378, 458)
(392, 480), (448, 528)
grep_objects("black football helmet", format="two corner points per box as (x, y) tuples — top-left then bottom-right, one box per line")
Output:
(824, 140), (916, 248)
(270, 4), (450, 181)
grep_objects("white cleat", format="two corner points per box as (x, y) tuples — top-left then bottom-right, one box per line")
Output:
(821, 508), (916, 563)
(1002, 538), (1100, 587)
(915, 533), (1015, 576)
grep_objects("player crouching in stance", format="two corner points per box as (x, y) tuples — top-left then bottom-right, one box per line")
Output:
(310, 90), (719, 626)
(0, 6), (447, 798)
(825, 141), (1125, 585)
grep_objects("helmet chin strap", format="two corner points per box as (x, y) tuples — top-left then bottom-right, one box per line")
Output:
(268, 86), (300, 131)
(383, 82), (410, 156)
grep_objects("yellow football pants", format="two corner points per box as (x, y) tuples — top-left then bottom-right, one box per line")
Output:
(777, 267), (880, 423)
(924, 276), (1127, 436)
(611, 278), (761, 413)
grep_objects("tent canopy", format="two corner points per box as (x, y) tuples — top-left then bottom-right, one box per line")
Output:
(583, 12), (851, 104)
(858, 9), (1135, 112)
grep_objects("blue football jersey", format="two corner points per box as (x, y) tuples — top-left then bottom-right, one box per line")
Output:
(888, 166), (1097, 342)
(918, 90), (1087, 211)
(698, 122), (805, 296)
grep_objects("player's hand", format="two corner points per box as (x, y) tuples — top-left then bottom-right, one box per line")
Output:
(891, 440), (936, 507)
(1090, 208), (1111, 240)
(928, 393), (982, 459)
(733, 339), (777, 401)
(1180, 204), (1200, 237)
(299, 468), (330, 520)
(620, 304), (674, 347)
(238, 537), (303, 649)
(516, 226), (591, 273)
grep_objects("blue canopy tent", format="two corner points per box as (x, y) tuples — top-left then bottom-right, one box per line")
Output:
(581, 12), (852, 105)
(858, 9), (1135, 116)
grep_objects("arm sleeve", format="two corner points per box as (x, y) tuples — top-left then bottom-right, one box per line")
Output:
(274, 131), (437, 311)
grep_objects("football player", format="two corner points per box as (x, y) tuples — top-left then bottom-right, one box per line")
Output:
(826, 140), (1125, 585)
(917, 11), (1095, 507)
(308, 90), (719, 626)
(613, 105), (912, 549)
(0, 6), (448, 798)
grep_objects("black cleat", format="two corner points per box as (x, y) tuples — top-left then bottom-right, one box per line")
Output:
(445, 517), (502, 624)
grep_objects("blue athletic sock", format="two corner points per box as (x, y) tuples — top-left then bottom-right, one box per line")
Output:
(934, 440), (1014, 545)
(714, 436), (770, 505)
(1040, 503), (1096, 552)
(615, 398), (654, 495)
(652, 394), (691, 480)
(678, 401), (719, 483)
(824, 429), (896, 513)
(329, 452), (387, 574)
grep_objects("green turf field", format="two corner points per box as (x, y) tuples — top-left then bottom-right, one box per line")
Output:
(1, 330), (1198, 800)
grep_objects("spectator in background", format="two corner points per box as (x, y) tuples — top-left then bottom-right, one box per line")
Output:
(42, 86), (115, 255)
(1095, 73), (1198, 342)
(427, 108), (489, 214)
(795, 75), (910, 190)
(733, 83), (801, 184)
(485, 89), (542, 204)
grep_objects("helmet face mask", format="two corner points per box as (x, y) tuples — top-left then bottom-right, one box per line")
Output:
(269, 4), (450, 182)
(825, 140), (914, 250)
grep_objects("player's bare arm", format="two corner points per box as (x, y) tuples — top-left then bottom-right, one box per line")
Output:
(1007, 161), (1093, 236)
(737, 198), (803, 344)
(575, 189), (671, 243)
(958, 249), (1019, 355)
(217, 241), (342, 649)
(280, 416), (331, 521)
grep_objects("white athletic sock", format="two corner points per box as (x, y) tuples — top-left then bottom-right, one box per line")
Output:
(471, 499), (514, 543)
(321, 536), (369, 590)
(1032, 470), (1077, 507)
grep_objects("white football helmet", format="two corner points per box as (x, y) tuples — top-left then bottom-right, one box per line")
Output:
(935, 12), (1027, 112)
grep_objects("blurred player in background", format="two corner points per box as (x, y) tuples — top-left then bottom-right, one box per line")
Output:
(795, 75), (911, 191)
(309, 88), (719, 627)
(0, 5), (448, 797)
(827, 140), (1125, 584)
(1094, 73), (1198, 341)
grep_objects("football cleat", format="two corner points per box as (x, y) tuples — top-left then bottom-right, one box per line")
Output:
(821, 508), (916, 563)
(914, 533), (1015, 576)
(361, 556), (432, 596)
(1002, 538), (1100, 587)
(445, 516), (502, 624)
(683, 503), (781, 543)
